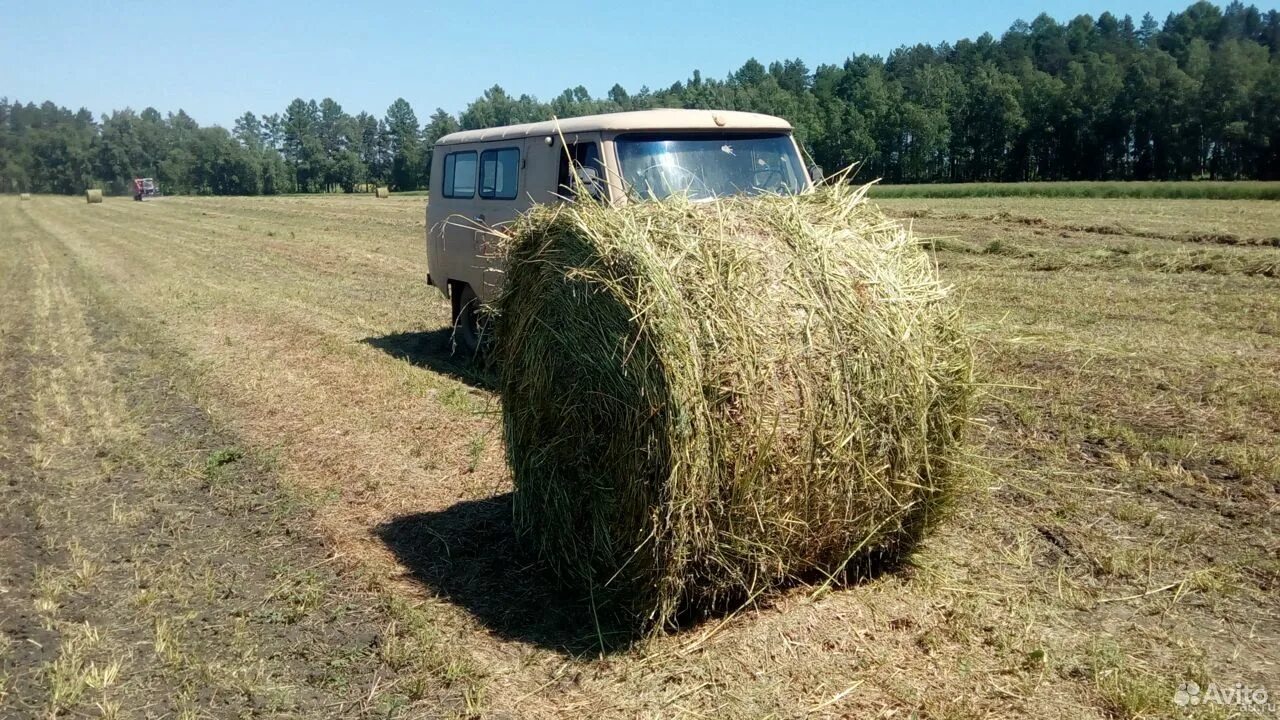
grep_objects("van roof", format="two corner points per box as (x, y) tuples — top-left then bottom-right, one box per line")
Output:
(435, 109), (793, 146)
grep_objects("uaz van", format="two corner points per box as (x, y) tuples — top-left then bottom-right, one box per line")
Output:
(424, 109), (819, 351)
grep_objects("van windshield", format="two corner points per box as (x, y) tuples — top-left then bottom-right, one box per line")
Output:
(615, 132), (805, 201)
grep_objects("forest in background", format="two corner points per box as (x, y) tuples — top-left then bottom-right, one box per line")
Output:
(3, 0), (1278, 196)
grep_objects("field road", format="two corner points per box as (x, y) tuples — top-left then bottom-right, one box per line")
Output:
(1, 193), (1277, 718)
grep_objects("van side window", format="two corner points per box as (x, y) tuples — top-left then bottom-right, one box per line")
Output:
(442, 151), (477, 198)
(479, 147), (520, 200)
(557, 142), (602, 197)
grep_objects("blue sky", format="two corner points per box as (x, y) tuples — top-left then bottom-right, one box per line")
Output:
(3, 0), (1204, 127)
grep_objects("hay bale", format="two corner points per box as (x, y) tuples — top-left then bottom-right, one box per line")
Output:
(493, 185), (973, 631)
(19, 193), (30, 201)
(85, 189), (103, 204)
(375, 186), (390, 198)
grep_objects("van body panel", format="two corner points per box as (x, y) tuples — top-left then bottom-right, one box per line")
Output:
(427, 138), (536, 302)
(435, 109), (791, 147)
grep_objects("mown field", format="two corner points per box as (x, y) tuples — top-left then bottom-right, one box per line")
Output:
(869, 180), (1280, 200)
(1, 192), (1276, 719)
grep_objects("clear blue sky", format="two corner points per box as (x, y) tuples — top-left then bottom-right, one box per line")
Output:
(3, 0), (1204, 127)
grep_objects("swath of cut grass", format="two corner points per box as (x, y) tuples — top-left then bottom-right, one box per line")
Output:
(492, 184), (974, 633)
(1141, 248), (1280, 278)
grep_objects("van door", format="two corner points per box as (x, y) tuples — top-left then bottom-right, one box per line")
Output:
(472, 143), (528, 302)
(557, 140), (605, 199)
(521, 132), (605, 204)
(435, 147), (480, 294)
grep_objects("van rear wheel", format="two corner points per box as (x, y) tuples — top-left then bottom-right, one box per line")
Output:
(450, 282), (483, 357)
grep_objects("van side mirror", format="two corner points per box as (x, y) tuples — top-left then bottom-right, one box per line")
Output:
(808, 164), (825, 184)
(575, 165), (606, 201)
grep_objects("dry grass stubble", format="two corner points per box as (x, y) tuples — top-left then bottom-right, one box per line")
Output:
(2, 193), (1275, 718)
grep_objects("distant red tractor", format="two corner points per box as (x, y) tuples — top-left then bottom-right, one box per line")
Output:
(132, 177), (160, 201)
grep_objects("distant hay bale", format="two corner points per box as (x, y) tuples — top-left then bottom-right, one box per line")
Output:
(19, 193), (30, 201)
(375, 186), (390, 198)
(85, 189), (103, 204)
(493, 184), (974, 632)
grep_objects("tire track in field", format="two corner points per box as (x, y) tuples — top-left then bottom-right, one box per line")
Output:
(2, 198), (462, 718)
(107, 196), (427, 278)
(0, 201), (66, 714)
(29, 204), (368, 349)
(164, 195), (428, 237)
(53, 199), (437, 337)
(34, 201), (483, 476)
(13, 200), (627, 717)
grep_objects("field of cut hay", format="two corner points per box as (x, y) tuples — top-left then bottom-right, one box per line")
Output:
(870, 180), (1280, 200)
(1, 191), (1276, 719)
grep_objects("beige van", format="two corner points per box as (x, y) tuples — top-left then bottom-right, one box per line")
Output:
(424, 109), (818, 351)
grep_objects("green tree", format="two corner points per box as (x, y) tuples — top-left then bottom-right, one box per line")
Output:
(6, 1), (1280, 192)
(233, 111), (264, 150)
(282, 99), (324, 191)
(384, 98), (421, 191)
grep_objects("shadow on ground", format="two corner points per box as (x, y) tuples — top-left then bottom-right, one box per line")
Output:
(377, 493), (637, 654)
(378, 492), (914, 656)
(361, 328), (494, 391)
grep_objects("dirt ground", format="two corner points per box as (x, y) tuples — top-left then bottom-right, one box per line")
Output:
(0, 193), (1276, 719)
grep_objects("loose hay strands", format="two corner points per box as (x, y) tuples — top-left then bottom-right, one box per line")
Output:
(492, 184), (974, 633)
(85, 189), (103, 204)
(375, 186), (390, 199)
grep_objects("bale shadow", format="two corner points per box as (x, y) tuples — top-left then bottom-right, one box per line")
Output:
(378, 493), (917, 656)
(376, 494), (638, 654)
(361, 328), (494, 391)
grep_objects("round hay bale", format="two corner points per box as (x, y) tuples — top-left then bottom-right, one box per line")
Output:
(19, 193), (31, 201)
(85, 189), (103, 204)
(493, 185), (973, 631)
(375, 186), (390, 199)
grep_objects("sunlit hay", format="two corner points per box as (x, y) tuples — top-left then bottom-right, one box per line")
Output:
(492, 184), (974, 632)
(85, 189), (103, 204)
(376, 187), (390, 199)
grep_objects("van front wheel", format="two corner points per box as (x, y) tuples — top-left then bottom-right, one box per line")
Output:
(450, 282), (482, 357)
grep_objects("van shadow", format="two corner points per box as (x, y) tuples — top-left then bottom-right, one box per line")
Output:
(361, 328), (494, 391)
(376, 493), (635, 654)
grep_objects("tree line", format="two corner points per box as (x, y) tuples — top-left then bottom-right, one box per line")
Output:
(3, 0), (1278, 196)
